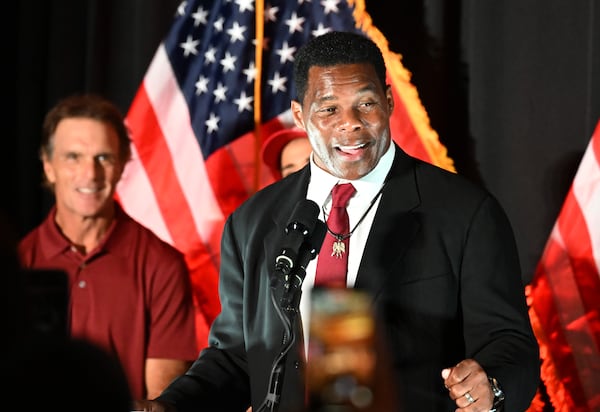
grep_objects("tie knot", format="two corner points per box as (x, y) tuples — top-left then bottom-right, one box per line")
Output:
(331, 183), (356, 208)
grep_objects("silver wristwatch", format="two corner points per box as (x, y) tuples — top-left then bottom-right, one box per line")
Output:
(488, 377), (505, 412)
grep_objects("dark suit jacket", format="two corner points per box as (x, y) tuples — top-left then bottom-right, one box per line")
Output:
(158, 143), (540, 411)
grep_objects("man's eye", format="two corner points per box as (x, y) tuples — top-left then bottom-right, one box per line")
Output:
(319, 107), (336, 114)
(97, 154), (114, 163)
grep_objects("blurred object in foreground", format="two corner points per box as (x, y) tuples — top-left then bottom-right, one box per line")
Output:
(307, 288), (399, 412)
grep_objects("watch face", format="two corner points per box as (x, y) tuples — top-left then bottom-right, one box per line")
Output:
(489, 377), (505, 405)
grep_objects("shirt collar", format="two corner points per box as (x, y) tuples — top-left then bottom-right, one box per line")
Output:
(40, 204), (123, 260)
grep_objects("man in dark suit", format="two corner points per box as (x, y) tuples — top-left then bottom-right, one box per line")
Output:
(134, 31), (539, 412)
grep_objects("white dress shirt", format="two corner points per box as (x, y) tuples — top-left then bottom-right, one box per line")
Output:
(299, 141), (395, 353)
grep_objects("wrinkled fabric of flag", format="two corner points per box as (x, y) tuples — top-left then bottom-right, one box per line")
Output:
(116, 0), (454, 349)
(526, 120), (600, 412)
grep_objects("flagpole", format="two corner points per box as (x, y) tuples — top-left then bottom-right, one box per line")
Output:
(253, 0), (265, 193)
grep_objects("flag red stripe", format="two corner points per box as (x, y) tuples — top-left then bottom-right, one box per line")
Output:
(126, 88), (203, 254)
(566, 121), (600, 354)
(144, 47), (225, 254)
(122, 77), (221, 347)
(388, 82), (431, 163)
(531, 248), (583, 410)
(184, 245), (221, 346)
(117, 142), (173, 245)
(534, 230), (592, 409)
(205, 112), (292, 212)
(558, 190), (600, 345)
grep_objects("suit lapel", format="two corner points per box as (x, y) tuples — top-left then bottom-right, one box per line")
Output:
(264, 168), (312, 271)
(355, 149), (421, 295)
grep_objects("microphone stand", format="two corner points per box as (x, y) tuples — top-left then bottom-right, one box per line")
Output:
(257, 243), (318, 412)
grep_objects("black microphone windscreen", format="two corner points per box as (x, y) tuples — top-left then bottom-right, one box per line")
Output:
(276, 199), (321, 274)
(309, 219), (327, 255)
(286, 199), (320, 235)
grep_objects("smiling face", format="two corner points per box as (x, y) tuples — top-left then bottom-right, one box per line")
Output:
(291, 63), (394, 180)
(42, 117), (125, 222)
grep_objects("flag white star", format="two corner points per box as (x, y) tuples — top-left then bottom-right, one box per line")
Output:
(213, 82), (228, 103)
(176, 1), (187, 17)
(276, 41), (296, 64)
(243, 61), (257, 83)
(265, 5), (279, 22)
(214, 16), (225, 32)
(312, 23), (331, 37)
(180, 35), (200, 57)
(235, 0), (254, 13)
(191, 6), (209, 26)
(204, 47), (217, 64)
(220, 52), (237, 72)
(268, 72), (287, 93)
(321, 0), (340, 14)
(285, 12), (305, 34)
(205, 113), (220, 133)
(252, 36), (271, 51)
(195, 75), (209, 95)
(234, 91), (254, 113)
(227, 21), (247, 43)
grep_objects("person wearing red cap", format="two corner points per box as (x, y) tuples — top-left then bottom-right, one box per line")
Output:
(261, 127), (312, 179)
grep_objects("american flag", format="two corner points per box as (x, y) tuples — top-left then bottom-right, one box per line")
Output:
(116, 0), (454, 349)
(526, 120), (600, 412)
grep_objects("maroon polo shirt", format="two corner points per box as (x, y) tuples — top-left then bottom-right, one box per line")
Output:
(18, 204), (198, 399)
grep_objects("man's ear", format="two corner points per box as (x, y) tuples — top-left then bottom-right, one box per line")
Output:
(385, 85), (395, 114)
(291, 100), (305, 129)
(41, 153), (56, 185)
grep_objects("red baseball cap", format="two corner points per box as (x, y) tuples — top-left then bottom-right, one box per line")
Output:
(261, 128), (308, 179)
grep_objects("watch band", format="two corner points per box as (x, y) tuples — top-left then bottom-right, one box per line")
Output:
(488, 376), (505, 412)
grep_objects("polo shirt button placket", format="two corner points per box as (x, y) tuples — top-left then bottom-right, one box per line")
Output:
(78, 261), (87, 288)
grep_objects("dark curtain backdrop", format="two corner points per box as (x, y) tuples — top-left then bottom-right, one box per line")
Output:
(8, 0), (600, 287)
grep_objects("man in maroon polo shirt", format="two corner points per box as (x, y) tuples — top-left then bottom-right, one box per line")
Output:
(18, 94), (198, 401)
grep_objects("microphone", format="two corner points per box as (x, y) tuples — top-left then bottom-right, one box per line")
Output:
(275, 199), (320, 276)
(287, 220), (326, 290)
(279, 219), (327, 311)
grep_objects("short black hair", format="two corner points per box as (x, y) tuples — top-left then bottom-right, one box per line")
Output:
(293, 31), (387, 103)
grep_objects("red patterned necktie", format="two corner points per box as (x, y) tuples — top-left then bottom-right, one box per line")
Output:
(314, 183), (356, 287)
